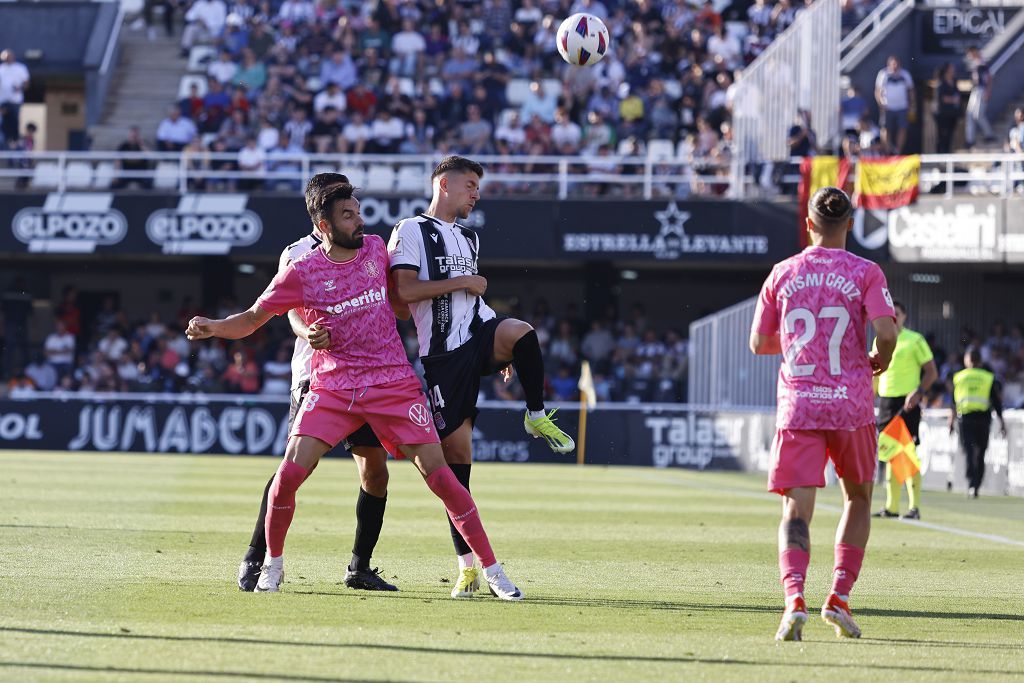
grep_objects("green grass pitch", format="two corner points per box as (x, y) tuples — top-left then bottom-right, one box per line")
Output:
(2, 451), (1023, 682)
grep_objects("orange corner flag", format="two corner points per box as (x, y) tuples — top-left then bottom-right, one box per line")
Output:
(877, 415), (921, 484)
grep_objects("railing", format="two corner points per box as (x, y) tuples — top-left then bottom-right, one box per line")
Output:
(839, 0), (914, 72)
(732, 0), (841, 197)
(688, 297), (781, 409)
(1, 150), (1022, 199)
(0, 150), (737, 200)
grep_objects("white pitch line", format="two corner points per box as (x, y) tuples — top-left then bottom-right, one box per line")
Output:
(624, 469), (1024, 548)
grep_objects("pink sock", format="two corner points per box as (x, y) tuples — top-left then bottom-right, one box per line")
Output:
(832, 543), (865, 597)
(779, 548), (810, 598)
(265, 460), (309, 558)
(425, 467), (496, 567)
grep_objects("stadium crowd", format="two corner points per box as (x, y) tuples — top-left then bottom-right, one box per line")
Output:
(0, 285), (689, 404)
(122, 0), (883, 197)
(5, 281), (1024, 408)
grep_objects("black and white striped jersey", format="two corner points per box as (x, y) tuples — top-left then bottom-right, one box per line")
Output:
(278, 231), (322, 388)
(387, 213), (496, 357)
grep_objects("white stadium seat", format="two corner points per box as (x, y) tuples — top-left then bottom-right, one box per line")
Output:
(395, 165), (428, 195)
(647, 139), (676, 161)
(30, 162), (61, 189)
(93, 162), (116, 189)
(187, 46), (217, 73)
(541, 78), (563, 98)
(506, 79), (531, 107)
(397, 77), (416, 97)
(153, 162), (179, 190)
(177, 74), (208, 100)
(365, 166), (395, 193)
(65, 162), (94, 189)
(342, 165), (367, 188)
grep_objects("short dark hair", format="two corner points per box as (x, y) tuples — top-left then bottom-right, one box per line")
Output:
(303, 171), (352, 224)
(305, 173), (353, 225)
(808, 186), (853, 233)
(431, 155), (485, 181)
(966, 347), (982, 365)
(894, 301), (906, 314)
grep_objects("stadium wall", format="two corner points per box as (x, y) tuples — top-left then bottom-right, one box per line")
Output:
(1, 396), (1021, 497)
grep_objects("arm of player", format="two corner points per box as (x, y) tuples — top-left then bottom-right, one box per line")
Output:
(864, 266), (897, 376)
(869, 316), (898, 376)
(387, 270), (411, 320)
(186, 304), (273, 340)
(391, 268), (486, 304)
(749, 332), (781, 355)
(749, 269), (780, 355)
(288, 309), (331, 349)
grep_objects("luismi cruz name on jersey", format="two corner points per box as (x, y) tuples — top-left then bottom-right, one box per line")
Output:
(145, 194), (262, 255)
(561, 201), (769, 259)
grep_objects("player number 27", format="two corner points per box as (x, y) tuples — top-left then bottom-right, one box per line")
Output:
(783, 306), (850, 377)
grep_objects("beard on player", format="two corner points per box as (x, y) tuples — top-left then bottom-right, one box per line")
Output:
(329, 219), (364, 249)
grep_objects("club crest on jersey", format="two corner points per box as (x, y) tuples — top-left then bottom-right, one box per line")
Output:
(408, 402), (432, 429)
(364, 260), (380, 279)
(324, 279), (336, 291)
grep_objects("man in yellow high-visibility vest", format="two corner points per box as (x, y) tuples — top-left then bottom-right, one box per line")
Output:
(873, 302), (937, 520)
(950, 348), (1006, 498)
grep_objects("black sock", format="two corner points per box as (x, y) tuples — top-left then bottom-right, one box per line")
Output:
(446, 463), (472, 556)
(243, 474), (275, 564)
(512, 330), (546, 412)
(350, 488), (387, 571)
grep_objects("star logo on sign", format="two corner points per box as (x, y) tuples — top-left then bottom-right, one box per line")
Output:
(654, 201), (691, 238)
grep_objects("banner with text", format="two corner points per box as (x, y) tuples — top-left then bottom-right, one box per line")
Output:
(0, 192), (796, 264)
(2, 398), (1021, 495)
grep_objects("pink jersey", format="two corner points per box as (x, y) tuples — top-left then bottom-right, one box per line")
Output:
(256, 234), (415, 391)
(752, 246), (895, 430)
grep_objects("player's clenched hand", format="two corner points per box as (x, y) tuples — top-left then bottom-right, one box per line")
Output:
(867, 351), (889, 376)
(461, 275), (487, 297)
(307, 322), (330, 349)
(186, 316), (214, 341)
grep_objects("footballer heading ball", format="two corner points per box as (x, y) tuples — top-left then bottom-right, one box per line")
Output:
(556, 13), (610, 67)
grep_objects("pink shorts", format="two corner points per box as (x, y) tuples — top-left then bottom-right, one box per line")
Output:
(290, 376), (439, 457)
(767, 425), (877, 494)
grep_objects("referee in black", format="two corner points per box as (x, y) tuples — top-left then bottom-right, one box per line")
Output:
(949, 348), (1006, 498)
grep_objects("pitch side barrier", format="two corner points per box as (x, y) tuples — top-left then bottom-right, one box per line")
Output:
(0, 395), (1021, 496)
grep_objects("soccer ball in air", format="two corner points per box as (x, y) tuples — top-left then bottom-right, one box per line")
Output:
(556, 13), (610, 67)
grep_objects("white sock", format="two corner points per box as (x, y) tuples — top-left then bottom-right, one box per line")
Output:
(457, 552), (475, 570)
(786, 592), (803, 607)
(482, 563), (502, 579)
(527, 409), (546, 421)
(265, 554), (283, 569)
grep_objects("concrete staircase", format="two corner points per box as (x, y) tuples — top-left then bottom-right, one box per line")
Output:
(89, 25), (186, 151)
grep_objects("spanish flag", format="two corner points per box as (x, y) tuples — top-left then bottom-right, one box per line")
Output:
(877, 415), (921, 484)
(797, 156), (851, 247)
(853, 155), (920, 210)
